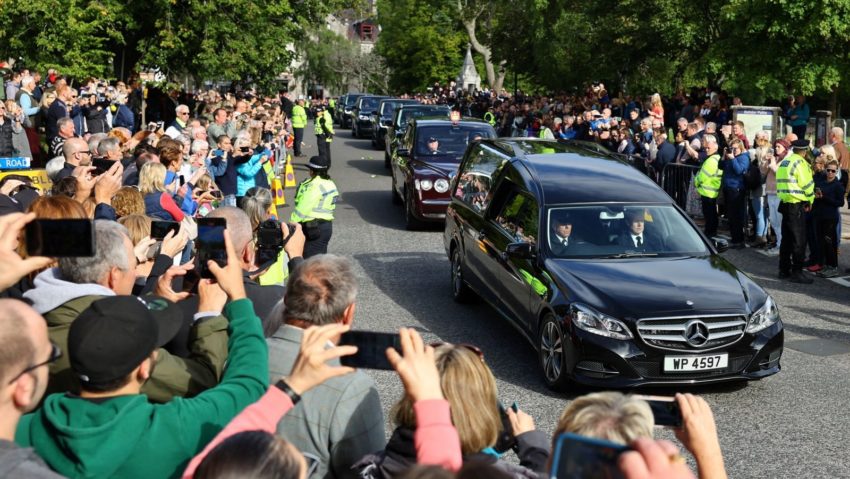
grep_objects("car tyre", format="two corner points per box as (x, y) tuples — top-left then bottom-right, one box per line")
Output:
(539, 315), (571, 391)
(404, 189), (424, 230)
(450, 247), (474, 303)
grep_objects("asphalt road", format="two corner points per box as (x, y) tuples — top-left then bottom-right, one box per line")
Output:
(281, 123), (850, 478)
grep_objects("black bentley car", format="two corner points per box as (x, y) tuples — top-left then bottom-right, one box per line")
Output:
(443, 138), (783, 389)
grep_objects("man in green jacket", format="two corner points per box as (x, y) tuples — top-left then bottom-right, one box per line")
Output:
(16, 231), (268, 479)
(693, 134), (723, 237)
(23, 220), (229, 403)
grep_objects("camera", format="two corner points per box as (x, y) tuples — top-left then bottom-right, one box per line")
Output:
(255, 219), (286, 266)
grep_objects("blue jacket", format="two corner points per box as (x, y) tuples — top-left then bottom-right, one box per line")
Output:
(212, 152), (250, 197)
(720, 151), (750, 190)
(236, 154), (264, 197)
(813, 175), (844, 220)
(112, 104), (135, 132)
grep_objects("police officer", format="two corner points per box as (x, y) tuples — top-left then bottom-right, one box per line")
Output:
(291, 98), (307, 157)
(328, 96), (336, 121)
(693, 134), (723, 237)
(314, 103), (334, 168)
(291, 155), (338, 258)
(483, 106), (496, 127)
(777, 138), (815, 284)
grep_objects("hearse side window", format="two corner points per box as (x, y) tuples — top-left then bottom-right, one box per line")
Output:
(453, 145), (506, 212)
(494, 189), (539, 246)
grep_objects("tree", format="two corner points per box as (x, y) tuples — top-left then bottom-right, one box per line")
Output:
(452, 0), (506, 91)
(374, 0), (465, 92)
(0, 0), (348, 89)
(296, 28), (390, 95)
(0, 0), (126, 80)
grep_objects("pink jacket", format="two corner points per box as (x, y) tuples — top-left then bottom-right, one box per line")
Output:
(182, 388), (462, 478)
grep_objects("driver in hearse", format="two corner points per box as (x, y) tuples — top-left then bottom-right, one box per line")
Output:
(617, 209), (665, 251)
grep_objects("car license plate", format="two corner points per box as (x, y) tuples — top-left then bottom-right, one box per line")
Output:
(663, 354), (728, 372)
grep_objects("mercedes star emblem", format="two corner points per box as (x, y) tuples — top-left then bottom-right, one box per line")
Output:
(684, 321), (710, 347)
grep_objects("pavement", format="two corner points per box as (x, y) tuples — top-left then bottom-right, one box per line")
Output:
(279, 123), (850, 479)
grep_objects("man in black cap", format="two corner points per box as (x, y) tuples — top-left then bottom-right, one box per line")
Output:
(425, 136), (442, 154)
(16, 231), (269, 479)
(290, 155), (338, 258)
(776, 138), (815, 283)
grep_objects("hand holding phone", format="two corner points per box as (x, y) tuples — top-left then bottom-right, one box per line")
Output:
(633, 395), (683, 428)
(0, 213), (54, 291)
(196, 217), (227, 279)
(672, 393), (722, 474)
(284, 323), (358, 394)
(151, 220), (180, 240)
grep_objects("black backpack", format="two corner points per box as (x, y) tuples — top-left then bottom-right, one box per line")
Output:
(745, 159), (764, 190)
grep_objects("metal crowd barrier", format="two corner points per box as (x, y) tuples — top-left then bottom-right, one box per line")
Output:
(659, 163), (701, 211)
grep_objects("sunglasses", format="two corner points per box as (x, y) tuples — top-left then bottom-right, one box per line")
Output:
(430, 342), (484, 360)
(827, 169), (838, 173)
(7, 343), (62, 384)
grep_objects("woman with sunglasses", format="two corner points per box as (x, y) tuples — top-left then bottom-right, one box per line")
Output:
(812, 156), (845, 278)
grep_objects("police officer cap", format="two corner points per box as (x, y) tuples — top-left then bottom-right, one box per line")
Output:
(307, 155), (330, 170)
(427, 136), (438, 142)
(791, 139), (810, 149)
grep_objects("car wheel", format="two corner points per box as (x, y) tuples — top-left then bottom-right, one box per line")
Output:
(539, 315), (571, 391)
(451, 247), (474, 303)
(404, 189), (423, 230)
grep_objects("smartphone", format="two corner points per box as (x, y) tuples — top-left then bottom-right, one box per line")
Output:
(91, 158), (116, 173)
(196, 217), (227, 279)
(549, 433), (630, 479)
(495, 403), (519, 453)
(150, 220), (180, 240)
(156, 121), (164, 130)
(26, 219), (95, 257)
(338, 331), (401, 370)
(212, 149), (224, 157)
(210, 190), (223, 199)
(634, 395), (683, 428)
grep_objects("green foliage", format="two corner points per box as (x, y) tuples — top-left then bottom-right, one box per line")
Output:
(0, 0), (125, 79)
(375, 0), (465, 92)
(0, 0), (348, 89)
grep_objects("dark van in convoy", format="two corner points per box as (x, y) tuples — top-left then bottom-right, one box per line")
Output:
(443, 138), (783, 390)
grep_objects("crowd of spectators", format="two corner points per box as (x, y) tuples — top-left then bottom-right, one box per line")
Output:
(0, 68), (802, 479)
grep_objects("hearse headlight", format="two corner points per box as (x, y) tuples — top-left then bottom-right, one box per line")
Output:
(434, 178), (450, 193)
(570, 303), (633, 340)
(747, 296), (779, 334)
(419, 179), (433, 191)
(359, 114), (370, 121)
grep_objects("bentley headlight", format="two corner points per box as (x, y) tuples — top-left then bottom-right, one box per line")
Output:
(434, 178), (450, 193)
(419, 179), (433, 191)
(747, 296), (779, 333)
(570, 303), (633, 340)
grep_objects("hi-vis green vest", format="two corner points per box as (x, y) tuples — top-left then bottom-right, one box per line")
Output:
(484, 111), (496, 126)
(328, 98), (336, 108)
(291, 105), (307, 129)
(290, 176), (339, 222)
(777, 153), (814, 204)
(314, 110), (334, 141)
(694, 154), (722, 199)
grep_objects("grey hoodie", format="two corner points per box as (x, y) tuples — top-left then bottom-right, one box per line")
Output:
(0, 439), (65, 478)
(22, 268), (114, 314)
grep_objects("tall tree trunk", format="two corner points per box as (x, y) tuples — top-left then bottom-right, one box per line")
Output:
(493, 66), (506, 93)
(462, 18), (497, 89)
